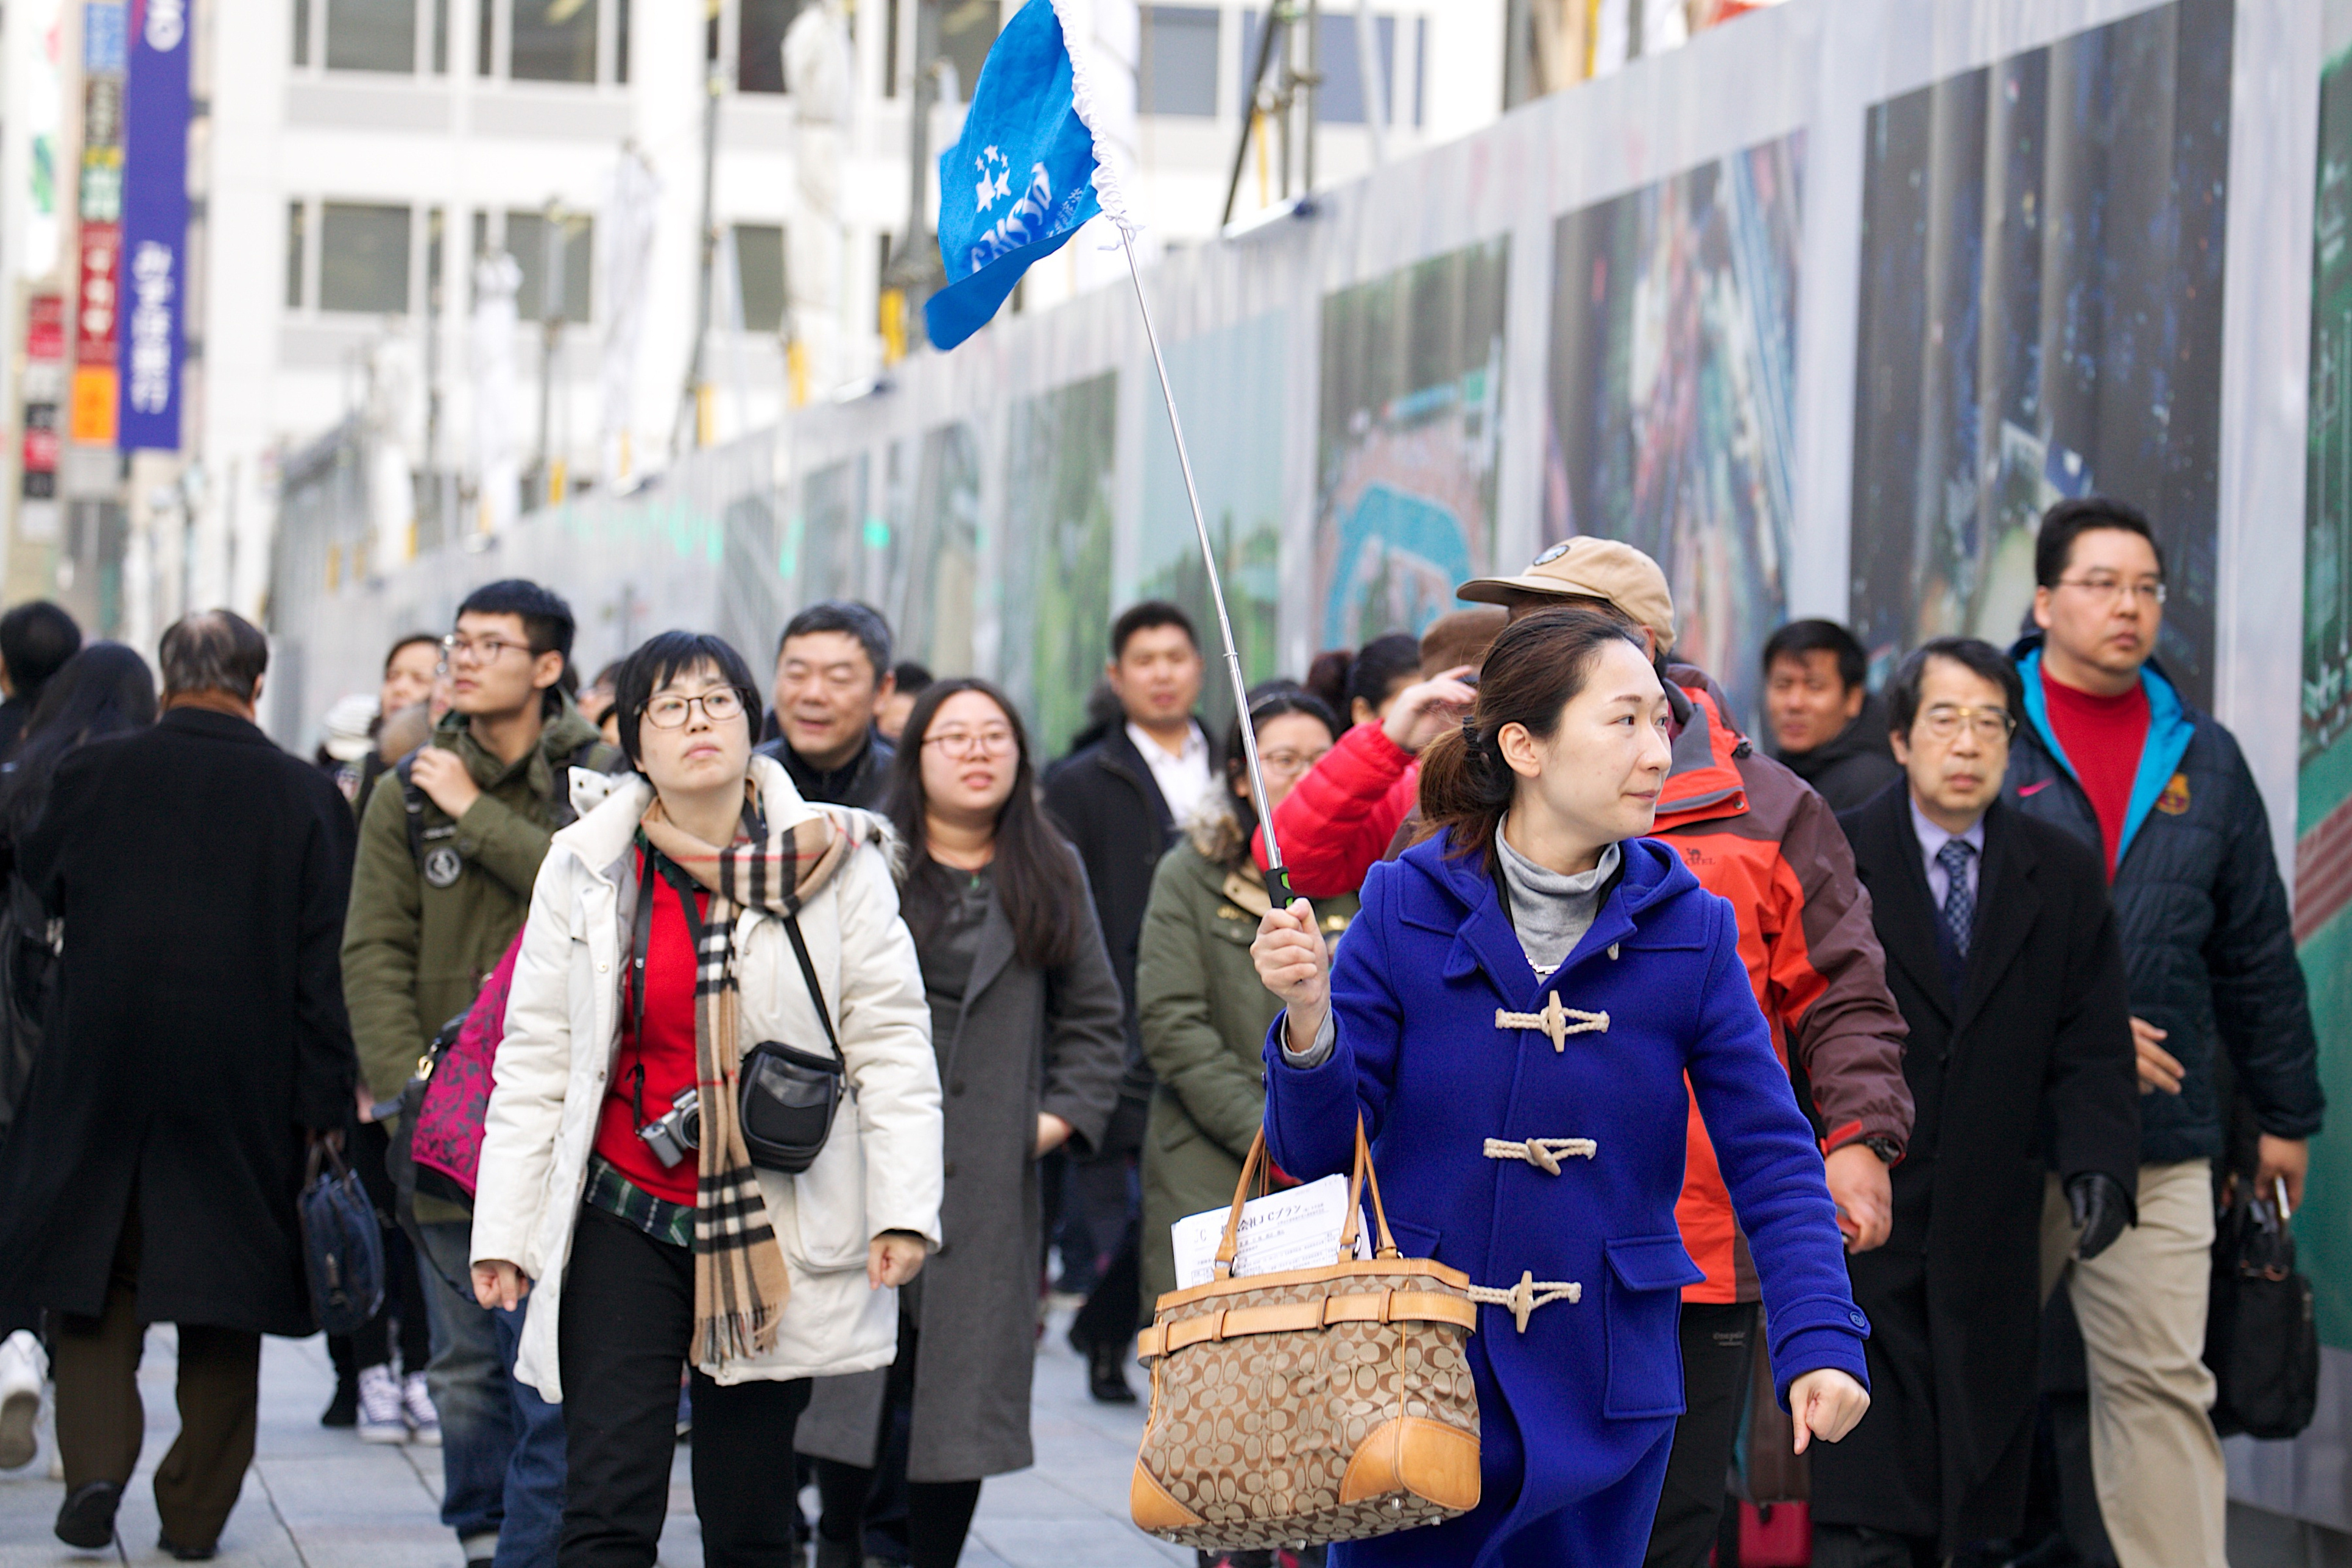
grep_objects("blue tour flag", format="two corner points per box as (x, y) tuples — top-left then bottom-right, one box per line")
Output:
(925, 0), (1128, 351)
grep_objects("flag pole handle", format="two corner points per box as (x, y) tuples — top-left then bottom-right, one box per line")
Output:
(1118, 231), (1294, 908)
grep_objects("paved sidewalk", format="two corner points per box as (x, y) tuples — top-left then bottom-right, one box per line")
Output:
(0, 1311), (1182, 1568)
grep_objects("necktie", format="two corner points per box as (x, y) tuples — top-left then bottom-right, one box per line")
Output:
(1938, 838), (1977, 960)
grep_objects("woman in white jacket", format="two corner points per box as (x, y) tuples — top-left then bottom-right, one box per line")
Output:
(469, 630), (943, 1568)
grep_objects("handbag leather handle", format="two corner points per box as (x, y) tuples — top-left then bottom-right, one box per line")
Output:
(1215, 1115), (1400, 1279)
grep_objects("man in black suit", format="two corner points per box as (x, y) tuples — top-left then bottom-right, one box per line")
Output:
(1809, 637), (2139, 1568)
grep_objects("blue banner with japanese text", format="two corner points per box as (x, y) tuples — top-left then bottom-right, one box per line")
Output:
(116, 0), (188, 451)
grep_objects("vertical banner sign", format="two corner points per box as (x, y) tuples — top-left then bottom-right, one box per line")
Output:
(22, 295), (65, 501)
(71, 0), (126, 448)
(117, 0), (188, 450)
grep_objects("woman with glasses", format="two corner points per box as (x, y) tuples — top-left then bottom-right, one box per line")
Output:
(1134, 689), (1357, 1438)
(469, 630), (945, 1568)
(797, 678), (1125, 1568)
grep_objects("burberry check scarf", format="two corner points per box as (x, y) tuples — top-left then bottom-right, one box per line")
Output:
(637, 791), (867, 1366)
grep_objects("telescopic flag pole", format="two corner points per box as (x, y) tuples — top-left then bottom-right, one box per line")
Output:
(1118, 230), (1294, 906)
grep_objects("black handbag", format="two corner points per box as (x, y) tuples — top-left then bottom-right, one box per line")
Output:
(299, 1137), (387, 1337)
(736, 916), (845, 1174)
(2205, 1176), (2318, 1440)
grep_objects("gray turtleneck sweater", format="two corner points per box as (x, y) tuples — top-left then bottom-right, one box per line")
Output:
(1281, 831), (1623, 1066)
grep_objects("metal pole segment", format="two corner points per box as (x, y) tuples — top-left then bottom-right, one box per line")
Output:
(1118, 230), (1294, 905)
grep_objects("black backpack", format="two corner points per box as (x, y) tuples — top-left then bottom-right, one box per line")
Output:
(393, 738), (613, 885)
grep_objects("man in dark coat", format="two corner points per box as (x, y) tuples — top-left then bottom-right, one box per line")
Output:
(1811, 637), (2139, 1568)
(2007, 498), (2321, 1568)
(1762, 618), (1901, 815)
(0, 610), (358, 1558)
(1041, 599), (1221, 1400)
(755, 599), (898, 807)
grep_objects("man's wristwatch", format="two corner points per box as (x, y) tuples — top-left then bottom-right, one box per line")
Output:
(1860, 1135), (1904, 1166)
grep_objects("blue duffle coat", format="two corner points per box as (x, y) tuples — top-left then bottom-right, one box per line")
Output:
(1263, 830), (1871, 1568)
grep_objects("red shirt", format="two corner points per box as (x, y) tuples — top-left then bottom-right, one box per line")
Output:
(2039, 666), (2151, 878)
(592, 849), (706, 1204)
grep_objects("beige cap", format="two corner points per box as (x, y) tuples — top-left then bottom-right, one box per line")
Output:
(1457, 537), (1676, 652)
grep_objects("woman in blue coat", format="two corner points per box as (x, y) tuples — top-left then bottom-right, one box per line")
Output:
(1251, 608), (1871, 1568)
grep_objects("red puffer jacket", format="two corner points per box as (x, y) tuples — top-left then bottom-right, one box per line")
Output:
(1262, 671), (1915, 1303)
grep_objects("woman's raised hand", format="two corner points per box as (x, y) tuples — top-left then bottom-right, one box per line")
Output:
(1253, 898), (1331, 1052)
(1787, 1369), (1870, 1452)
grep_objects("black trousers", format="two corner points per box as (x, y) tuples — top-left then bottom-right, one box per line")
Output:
(811, 1285), (983, 1568)
(1644, 1301), (1759, 1568)
(558, 1207), (811, 1568)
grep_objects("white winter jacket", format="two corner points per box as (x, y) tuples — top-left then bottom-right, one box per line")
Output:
(470, 755), (944, 1402)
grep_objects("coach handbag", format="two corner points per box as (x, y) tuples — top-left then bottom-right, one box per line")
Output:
(1130, 1119), (1482, 1550)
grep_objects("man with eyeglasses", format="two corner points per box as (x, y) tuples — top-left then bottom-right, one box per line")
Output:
(342, 578), (619, 1568)
(2007, 498), (2323, 1568)
(758, 601), (897, 808)
(1811, 636), (2139, 1568)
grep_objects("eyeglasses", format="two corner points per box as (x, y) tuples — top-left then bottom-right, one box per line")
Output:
(2056, 574), (2167, 608)
(441, 633), (535, 666)
(641, 689), (747, 729)
(1259, 747), (1332, 777)
(924, 727), (1017, 759)
(1918, 704), (2016, 743)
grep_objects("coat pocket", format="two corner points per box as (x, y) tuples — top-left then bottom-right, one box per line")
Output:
(777, 1106), (871, 1271)
(1602, 1234), (1703, 1419)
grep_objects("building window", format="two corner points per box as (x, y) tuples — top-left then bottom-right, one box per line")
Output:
(325, 0), (417, 71)
(286, 202), (309, 308)
(738, 0), (808, 94)
(734, 224), (786, 333)
(319, 202), (412, 314)
(511, 0), (598, 82)
(507, 210), (593, 322)
(940, 0), (998, 99)
(1242, 10), (1418, 125)
(1140, 5), (1217, 116)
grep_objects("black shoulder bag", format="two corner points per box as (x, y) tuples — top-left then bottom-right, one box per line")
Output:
(2205, 1173), (2318, 1440)
(640, 841), (844, 1176)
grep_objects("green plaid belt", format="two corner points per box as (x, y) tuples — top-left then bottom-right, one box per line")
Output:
(584, 1154), (694, 1249)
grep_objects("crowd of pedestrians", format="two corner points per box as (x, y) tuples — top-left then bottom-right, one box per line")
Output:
(0, 489), (2322, 1568)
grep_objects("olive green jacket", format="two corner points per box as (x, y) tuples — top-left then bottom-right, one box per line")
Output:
(341, 701), (616, 1104)
(1136, 810), (1356, 1314)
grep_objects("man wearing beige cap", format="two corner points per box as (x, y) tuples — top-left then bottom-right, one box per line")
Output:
(1267, 536), (1915, 1568)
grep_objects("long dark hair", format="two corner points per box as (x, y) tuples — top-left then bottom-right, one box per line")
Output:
(0, 642), (158, 844)
(1416, 607), (1646, 865)
(1222, 685), (1339, 854)
(885, 679), (1086, 972)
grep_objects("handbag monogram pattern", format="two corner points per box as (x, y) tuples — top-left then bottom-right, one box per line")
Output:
(1130, 1121), (1483, 1550)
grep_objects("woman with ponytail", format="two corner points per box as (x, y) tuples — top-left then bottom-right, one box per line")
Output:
(1249, 607), (1870, 1568)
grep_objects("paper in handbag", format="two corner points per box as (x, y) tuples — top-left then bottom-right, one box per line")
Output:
(1130, 1119), (1481, 1550)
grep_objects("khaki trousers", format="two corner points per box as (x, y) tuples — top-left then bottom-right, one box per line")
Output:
(51, 1201), (261, 1555)
(2041, 1160), (2227, 1568)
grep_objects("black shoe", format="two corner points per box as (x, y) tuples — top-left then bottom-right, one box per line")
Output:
(320, 1372), (359, 1428)
(54, 1480), (123, 1549)
(158, 1533), (217, 1561)
(1086, 1338), (1137, 1404)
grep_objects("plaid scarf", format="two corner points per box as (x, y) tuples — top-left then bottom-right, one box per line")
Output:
(637, 791), (866, 1366)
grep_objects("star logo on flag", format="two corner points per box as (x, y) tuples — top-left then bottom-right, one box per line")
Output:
(974, 146), (1012, 213)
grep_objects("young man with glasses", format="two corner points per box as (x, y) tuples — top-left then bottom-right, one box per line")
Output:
(2007, 498), (2323, 1568)
(1811, 637), (2139, 1568)
(341, 579), (619, 1568)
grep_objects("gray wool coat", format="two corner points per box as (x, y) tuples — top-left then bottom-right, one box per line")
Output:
(795, 860), (1126, 1481)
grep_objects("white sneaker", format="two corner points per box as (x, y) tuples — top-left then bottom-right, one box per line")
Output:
(401, 1371), (440, 1446)
(356, 1365), (406, 1444)
(0, 1329), (44, 1470)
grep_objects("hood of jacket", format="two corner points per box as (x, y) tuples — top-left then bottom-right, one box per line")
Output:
(1771, 693), (1896, 782)
(431, 697), (609, 800)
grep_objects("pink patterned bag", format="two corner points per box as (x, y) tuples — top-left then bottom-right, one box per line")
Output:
(408, 928), (526, 1206)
